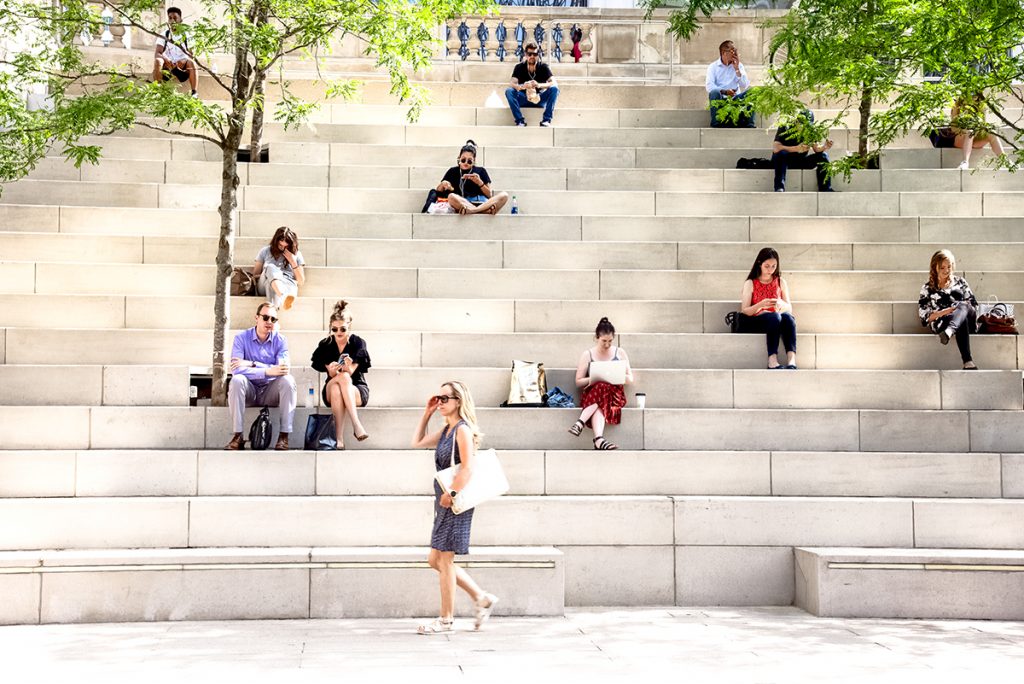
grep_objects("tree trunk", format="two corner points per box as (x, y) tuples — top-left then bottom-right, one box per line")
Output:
(858, 86), (873, 162)
(249, 70), (266, 158)
(210, 121), (244, 407)
(210, 19), (253, 407)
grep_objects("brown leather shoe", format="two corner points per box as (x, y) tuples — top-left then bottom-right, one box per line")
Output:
(224, 433), (245, 451)
(274, 433), (290, 451)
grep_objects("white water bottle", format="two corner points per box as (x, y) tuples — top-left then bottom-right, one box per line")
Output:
(511, 196), (519, 214)
(305, 384), (315, 408)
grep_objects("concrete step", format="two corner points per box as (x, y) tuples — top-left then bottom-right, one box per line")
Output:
(1, 365), (1020, 411)
(6, 261), (1023, 302)
(11, 293), (1017, 335)
(46, 135), (1000, 170)
(0, 546), (563, 624)
(27, 157), (1024, 193)
(7, 181), (1024, 217)
(1, 494), (1020, 553)
(794, 547), (1024, 620)
(3, 328), (1021, 370)
(2, 405), (1023, 452)
(9, 233), (1024, 273)
(6, 203), (1022, 244)
(1, 450), (1014, 499)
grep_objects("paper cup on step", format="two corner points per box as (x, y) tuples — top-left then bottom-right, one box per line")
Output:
(635, 392), (646, 409)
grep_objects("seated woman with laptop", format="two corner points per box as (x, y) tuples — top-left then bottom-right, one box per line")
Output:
(567, 317), (634, 450)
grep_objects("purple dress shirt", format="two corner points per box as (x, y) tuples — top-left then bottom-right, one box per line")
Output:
(231, 327), (290, 387)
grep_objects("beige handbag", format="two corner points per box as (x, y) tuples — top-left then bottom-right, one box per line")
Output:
(501, 359), (547, 407)
(435, 433), (509, 515)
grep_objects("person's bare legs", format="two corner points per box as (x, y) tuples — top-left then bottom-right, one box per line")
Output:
(447, 194), (475, 214)
(185, 60), (198, 93)
(956, 134), (975, 167)
(475, 191), (509, 215)
(332, 372), (367, 439)
(151, 58), (164, 82)
(590, 408), (606, 439)
(435, 550), (458, 620)
(326, 381), (348, 448)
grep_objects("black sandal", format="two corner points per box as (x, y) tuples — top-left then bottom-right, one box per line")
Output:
(593, 436), (618, 450)
(568, 420), (584, 437)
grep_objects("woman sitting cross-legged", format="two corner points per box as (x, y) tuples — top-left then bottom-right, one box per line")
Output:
(253, 226), (304, 311)
(567, 317), (633, 451)
(310, 300), (371, 448)
(435, 139), (509, 215)
(738, 247), (797, 369)
(919, 249), (979, 370)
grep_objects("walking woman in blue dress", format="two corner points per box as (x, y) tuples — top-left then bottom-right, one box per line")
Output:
(411, 380), (499, 634)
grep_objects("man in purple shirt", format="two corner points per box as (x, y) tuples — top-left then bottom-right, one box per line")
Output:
(224, 302), (296, 450)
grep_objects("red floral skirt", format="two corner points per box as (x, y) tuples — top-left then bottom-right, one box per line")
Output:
(581, 381), (626, 426)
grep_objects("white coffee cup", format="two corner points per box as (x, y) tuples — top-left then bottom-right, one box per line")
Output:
(635, 392), (646, 410)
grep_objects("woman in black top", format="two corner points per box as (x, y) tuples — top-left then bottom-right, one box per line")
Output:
(918, 249), (979, 370)
(310, 300), (372, 447)
(435, 140), (509, 215)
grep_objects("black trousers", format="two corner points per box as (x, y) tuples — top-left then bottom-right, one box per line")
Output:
(772, 150), (831, 191)
(937, 302), (977, 363)
(740, 312), (797, 357)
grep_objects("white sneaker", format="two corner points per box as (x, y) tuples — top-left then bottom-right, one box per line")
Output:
(957, 160), (969, 170)
(540, 120), (552, 127)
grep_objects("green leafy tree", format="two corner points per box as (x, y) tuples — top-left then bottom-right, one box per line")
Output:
(0, 0), (491, 405)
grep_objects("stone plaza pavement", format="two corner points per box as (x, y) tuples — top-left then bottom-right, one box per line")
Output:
(2, 607), (1021, 682)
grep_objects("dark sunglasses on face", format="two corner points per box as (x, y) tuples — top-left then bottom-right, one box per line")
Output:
(331, 326), (348, 333)
(433, 394), (458, 404)
(458, 157), (474, 164)
(526, 52), (537, 57)
(258, 314), (278, 323)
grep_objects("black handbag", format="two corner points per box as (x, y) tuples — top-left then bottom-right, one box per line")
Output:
(725, 311), (741, 333)
(304, 413), (337, 450)
(248, 407), (272, 450)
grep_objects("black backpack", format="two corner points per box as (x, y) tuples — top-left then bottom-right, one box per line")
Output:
(248, 407), (272, 450)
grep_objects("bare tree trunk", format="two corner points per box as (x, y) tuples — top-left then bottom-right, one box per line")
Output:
(211, 19), (253, 407)
(858, 86), (873, 161)
(249, 70), (266, 158)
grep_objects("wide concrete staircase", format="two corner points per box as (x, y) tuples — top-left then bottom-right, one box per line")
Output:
(3, 21), (1024, 624)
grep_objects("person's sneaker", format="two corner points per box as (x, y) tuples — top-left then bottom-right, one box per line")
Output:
(958, 160), (969, 170)
(939, 328), (953, 345)
(474, 593), (499, 630)
(515, 121), (526, 127)
(775, 188), (785, 192)
(191, 90), (199, 99)
(540, 120), (552, 127)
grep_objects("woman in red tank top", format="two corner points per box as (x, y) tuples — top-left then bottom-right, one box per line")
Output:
(739, 247), (797, 369)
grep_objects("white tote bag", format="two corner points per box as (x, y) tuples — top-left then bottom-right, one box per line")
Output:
(434, 429), (509, 515)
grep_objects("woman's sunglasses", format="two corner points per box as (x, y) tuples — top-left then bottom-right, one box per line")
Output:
(433, 395), (458, 404)
(331, 326), (349, 333)
(458, 157), (474, 164)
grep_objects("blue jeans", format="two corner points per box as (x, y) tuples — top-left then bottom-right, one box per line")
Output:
(739, 312), (797, 357)
(772, 150), (832, 191)
(709, 89), (755, 128)
(505, 86), (559, 124)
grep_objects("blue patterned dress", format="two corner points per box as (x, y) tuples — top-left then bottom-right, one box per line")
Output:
(430, 420), (474, 554)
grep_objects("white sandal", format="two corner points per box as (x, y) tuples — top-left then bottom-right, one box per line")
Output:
(417, 617), (454, 635)
(474, 593), (499, 630)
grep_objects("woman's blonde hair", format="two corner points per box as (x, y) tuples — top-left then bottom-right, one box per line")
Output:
(443, 380), (483, 448)
(330, 299), (352, 325)
(928, 249), (956, 289)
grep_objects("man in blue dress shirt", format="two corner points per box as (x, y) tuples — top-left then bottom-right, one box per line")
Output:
(706, 40), (755, 128)
(224, 302), (296, 450)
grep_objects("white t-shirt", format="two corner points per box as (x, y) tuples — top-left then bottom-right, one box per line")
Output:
(156, 31), (190, 64)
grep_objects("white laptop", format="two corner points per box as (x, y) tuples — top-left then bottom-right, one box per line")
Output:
(589, 360), (627, 385)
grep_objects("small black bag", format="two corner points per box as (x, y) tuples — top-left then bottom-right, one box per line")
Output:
(248, 407), (273, 450)
(736, 157), (774, 169)
(421, 188), (439, 213)
(725, 311), (741, 333)
(304, 413), (337, 451)
(928, 127), (957, 148)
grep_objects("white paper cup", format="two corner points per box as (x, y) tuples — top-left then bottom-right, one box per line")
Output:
(635, 392), (646, 409)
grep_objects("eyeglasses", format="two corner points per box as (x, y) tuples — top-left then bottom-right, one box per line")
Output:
(258, 314), (278, 323)
(330, 326), (348, 333)
(433, 395), (458, 404)
(526, 52), (538, 57)
(458, 157), (474, 164)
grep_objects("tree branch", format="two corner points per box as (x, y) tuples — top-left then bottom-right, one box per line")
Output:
(135, 120), (223, 146)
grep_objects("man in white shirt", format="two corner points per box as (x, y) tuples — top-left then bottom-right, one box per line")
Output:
(151, 7), (198, 98)
(705, 40), (754, 128)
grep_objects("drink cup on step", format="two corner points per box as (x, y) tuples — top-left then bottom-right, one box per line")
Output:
(635, 392), (646, 410)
